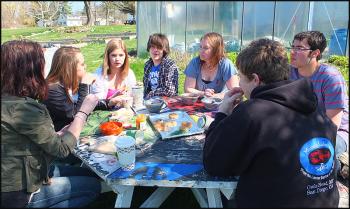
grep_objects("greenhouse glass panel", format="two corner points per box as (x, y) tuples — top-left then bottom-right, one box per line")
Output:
(160, 1), (186, 53)
(274, 1), (309, 47)
(137, 1), (161, 57)
(311, 1), (349, 56)
(242, 2), (274, 47)
(213, 1), (243, 52)
(186, 1), (213, 53)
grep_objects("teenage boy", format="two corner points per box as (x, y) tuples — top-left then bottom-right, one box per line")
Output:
(203, 38), (339, 207)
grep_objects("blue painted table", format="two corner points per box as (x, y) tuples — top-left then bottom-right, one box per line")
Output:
(74, 109), (238, 208)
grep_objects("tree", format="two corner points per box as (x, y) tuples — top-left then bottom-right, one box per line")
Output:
(84, 1), (93, 26)
(1, 2), (35, 28)
(114, 1), (135, 18)
(101, 1), (118, 25)
(26, 1), (64, 27)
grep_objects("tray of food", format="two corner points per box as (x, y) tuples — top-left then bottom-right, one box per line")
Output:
(148, 110), (204, 140)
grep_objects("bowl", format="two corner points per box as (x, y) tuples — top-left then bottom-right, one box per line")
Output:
(201, 97), (223, 111)
(179, 93), (200, 105)
(144, 97), (165, 113)
(99, 121), (123, 136)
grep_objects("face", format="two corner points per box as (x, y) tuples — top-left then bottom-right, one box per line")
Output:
(289, 39), (313, 68)
(149, 45), (164, 64)
(76, 52), (86, 80)
(199, 38), (213, 62)
(109, 48), (126, 69)
(238, 72), (258, 99)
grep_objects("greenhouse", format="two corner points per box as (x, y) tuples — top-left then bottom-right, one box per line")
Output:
(136, 1), (349, 58)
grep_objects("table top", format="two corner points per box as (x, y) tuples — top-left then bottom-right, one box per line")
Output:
(74, 106), (238, 190)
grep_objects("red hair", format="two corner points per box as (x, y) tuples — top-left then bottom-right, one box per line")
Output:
(1, 40), (47, 100)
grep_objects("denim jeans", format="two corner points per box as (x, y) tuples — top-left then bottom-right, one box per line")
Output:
(26, 165), (101, 208)
(335, 134), (348, 174)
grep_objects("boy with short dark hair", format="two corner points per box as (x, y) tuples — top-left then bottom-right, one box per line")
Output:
(203, 38), (339, 207)
(143, 33), (179, 99)
(289, 31), (349, 179)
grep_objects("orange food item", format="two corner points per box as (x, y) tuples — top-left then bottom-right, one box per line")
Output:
(100, 121), (123, 135)
(136, 114), (147, 130)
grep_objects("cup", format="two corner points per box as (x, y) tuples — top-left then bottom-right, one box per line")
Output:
(115, 136), (136, 171)
(189, 114), (207, 129)
(131, 85), (144, 108)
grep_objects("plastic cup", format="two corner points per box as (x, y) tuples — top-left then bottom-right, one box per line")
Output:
(115, 136), (136, 171)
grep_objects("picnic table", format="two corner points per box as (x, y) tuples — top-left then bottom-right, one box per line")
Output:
(74, 98), (238, 208)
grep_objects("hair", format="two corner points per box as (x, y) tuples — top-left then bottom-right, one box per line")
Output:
(236, 38), (289, 84)
(102, 39), (129, 78)
(293, 31), (327, 61)
(200, 32), (226, 66)
(1, 40), (47, 100)
(146, 33), (170, 57)
(46, 46), (82, 103)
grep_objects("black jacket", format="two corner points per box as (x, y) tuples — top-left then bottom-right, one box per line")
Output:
(43, 83), (110, 131)
(203, 78), (339, 207)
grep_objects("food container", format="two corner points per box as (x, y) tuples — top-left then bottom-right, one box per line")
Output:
(179, 93), (199, 105)
(201, 97), (223, 111)
(144, 97), (165, 113)
(99, 121), (123, 136)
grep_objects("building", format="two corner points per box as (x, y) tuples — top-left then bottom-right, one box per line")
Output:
(136, 1), (349, 57)
(56, 14), (83, 26)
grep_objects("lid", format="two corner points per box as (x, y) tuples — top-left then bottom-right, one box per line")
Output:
(115, 136), (135, 148)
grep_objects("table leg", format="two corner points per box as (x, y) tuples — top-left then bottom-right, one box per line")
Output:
(140, 187), (175, 208)
(113, 186), (134, 208)
(191, 188), (208, 208)
(206, 188), (223, 208)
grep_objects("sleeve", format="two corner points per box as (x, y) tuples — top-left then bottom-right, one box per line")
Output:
(90, 76), (107, 100)
(45, 85), (74, 123)
(221, 58), (238, 82)
(323, 72), (348, 110)
(143, 61), (151, 98)
(13, 102), (77, 158)
(75, 83), (89, 113)
(203, 105), (255, 177)
(184, 57), (199, 78)
(146, 59), (179, 98)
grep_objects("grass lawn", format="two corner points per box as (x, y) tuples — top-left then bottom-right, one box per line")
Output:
(1, 25), (136, 43)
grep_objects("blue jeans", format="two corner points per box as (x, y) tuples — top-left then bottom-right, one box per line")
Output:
(335, 134), (348, 174)
(26, 165), (101, 208)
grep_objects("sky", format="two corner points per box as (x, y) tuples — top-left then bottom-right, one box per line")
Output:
(69, 1), (84, 13)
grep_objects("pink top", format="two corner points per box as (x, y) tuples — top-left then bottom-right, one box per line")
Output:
(106, 89), (119, 99)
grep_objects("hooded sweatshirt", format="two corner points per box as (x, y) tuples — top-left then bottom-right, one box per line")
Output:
(203, 78), (339, 208)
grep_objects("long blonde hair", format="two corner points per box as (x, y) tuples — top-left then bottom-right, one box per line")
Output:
(200, 32), (226, 66)
(102, 39), (129, 79)
(46, 46), (81, 103)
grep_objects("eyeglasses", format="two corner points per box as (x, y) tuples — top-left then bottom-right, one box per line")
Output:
(286, 42), (312, 52)
(286, 47), (312, 52)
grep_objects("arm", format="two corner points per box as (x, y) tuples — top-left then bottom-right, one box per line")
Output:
(326, 109), (343, 129)
(74, 83), (89, 113)
(184, 76), (205, 96)
(204, 104), (253, 177)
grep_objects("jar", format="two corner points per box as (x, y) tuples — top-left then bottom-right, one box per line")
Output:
(136, 114), (146, 130)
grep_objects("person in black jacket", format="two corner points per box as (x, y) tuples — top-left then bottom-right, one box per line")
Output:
(203, 38), (339, 207)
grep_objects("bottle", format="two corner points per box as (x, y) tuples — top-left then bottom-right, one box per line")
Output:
(136, 114), (146, 130)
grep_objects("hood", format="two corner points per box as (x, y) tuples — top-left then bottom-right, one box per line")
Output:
(251, 78), (317, 114)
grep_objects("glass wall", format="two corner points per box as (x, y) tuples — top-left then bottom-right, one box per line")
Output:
(137, 1), (349, 57)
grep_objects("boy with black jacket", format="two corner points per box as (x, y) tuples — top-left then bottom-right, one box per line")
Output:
(203, 39), (339, 207)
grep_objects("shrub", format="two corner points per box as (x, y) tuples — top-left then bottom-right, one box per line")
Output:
(326, 55), (349, 86)
(169, 50), (193, 71)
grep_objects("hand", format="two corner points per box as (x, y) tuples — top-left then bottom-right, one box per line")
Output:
(218, 87), (244, 115)
(204, 88), (215, 97)
(81, 73), (96, 85)
(79, 94), (98, 115)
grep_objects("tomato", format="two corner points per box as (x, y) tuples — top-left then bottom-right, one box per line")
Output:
(100, 121), (123, 135)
